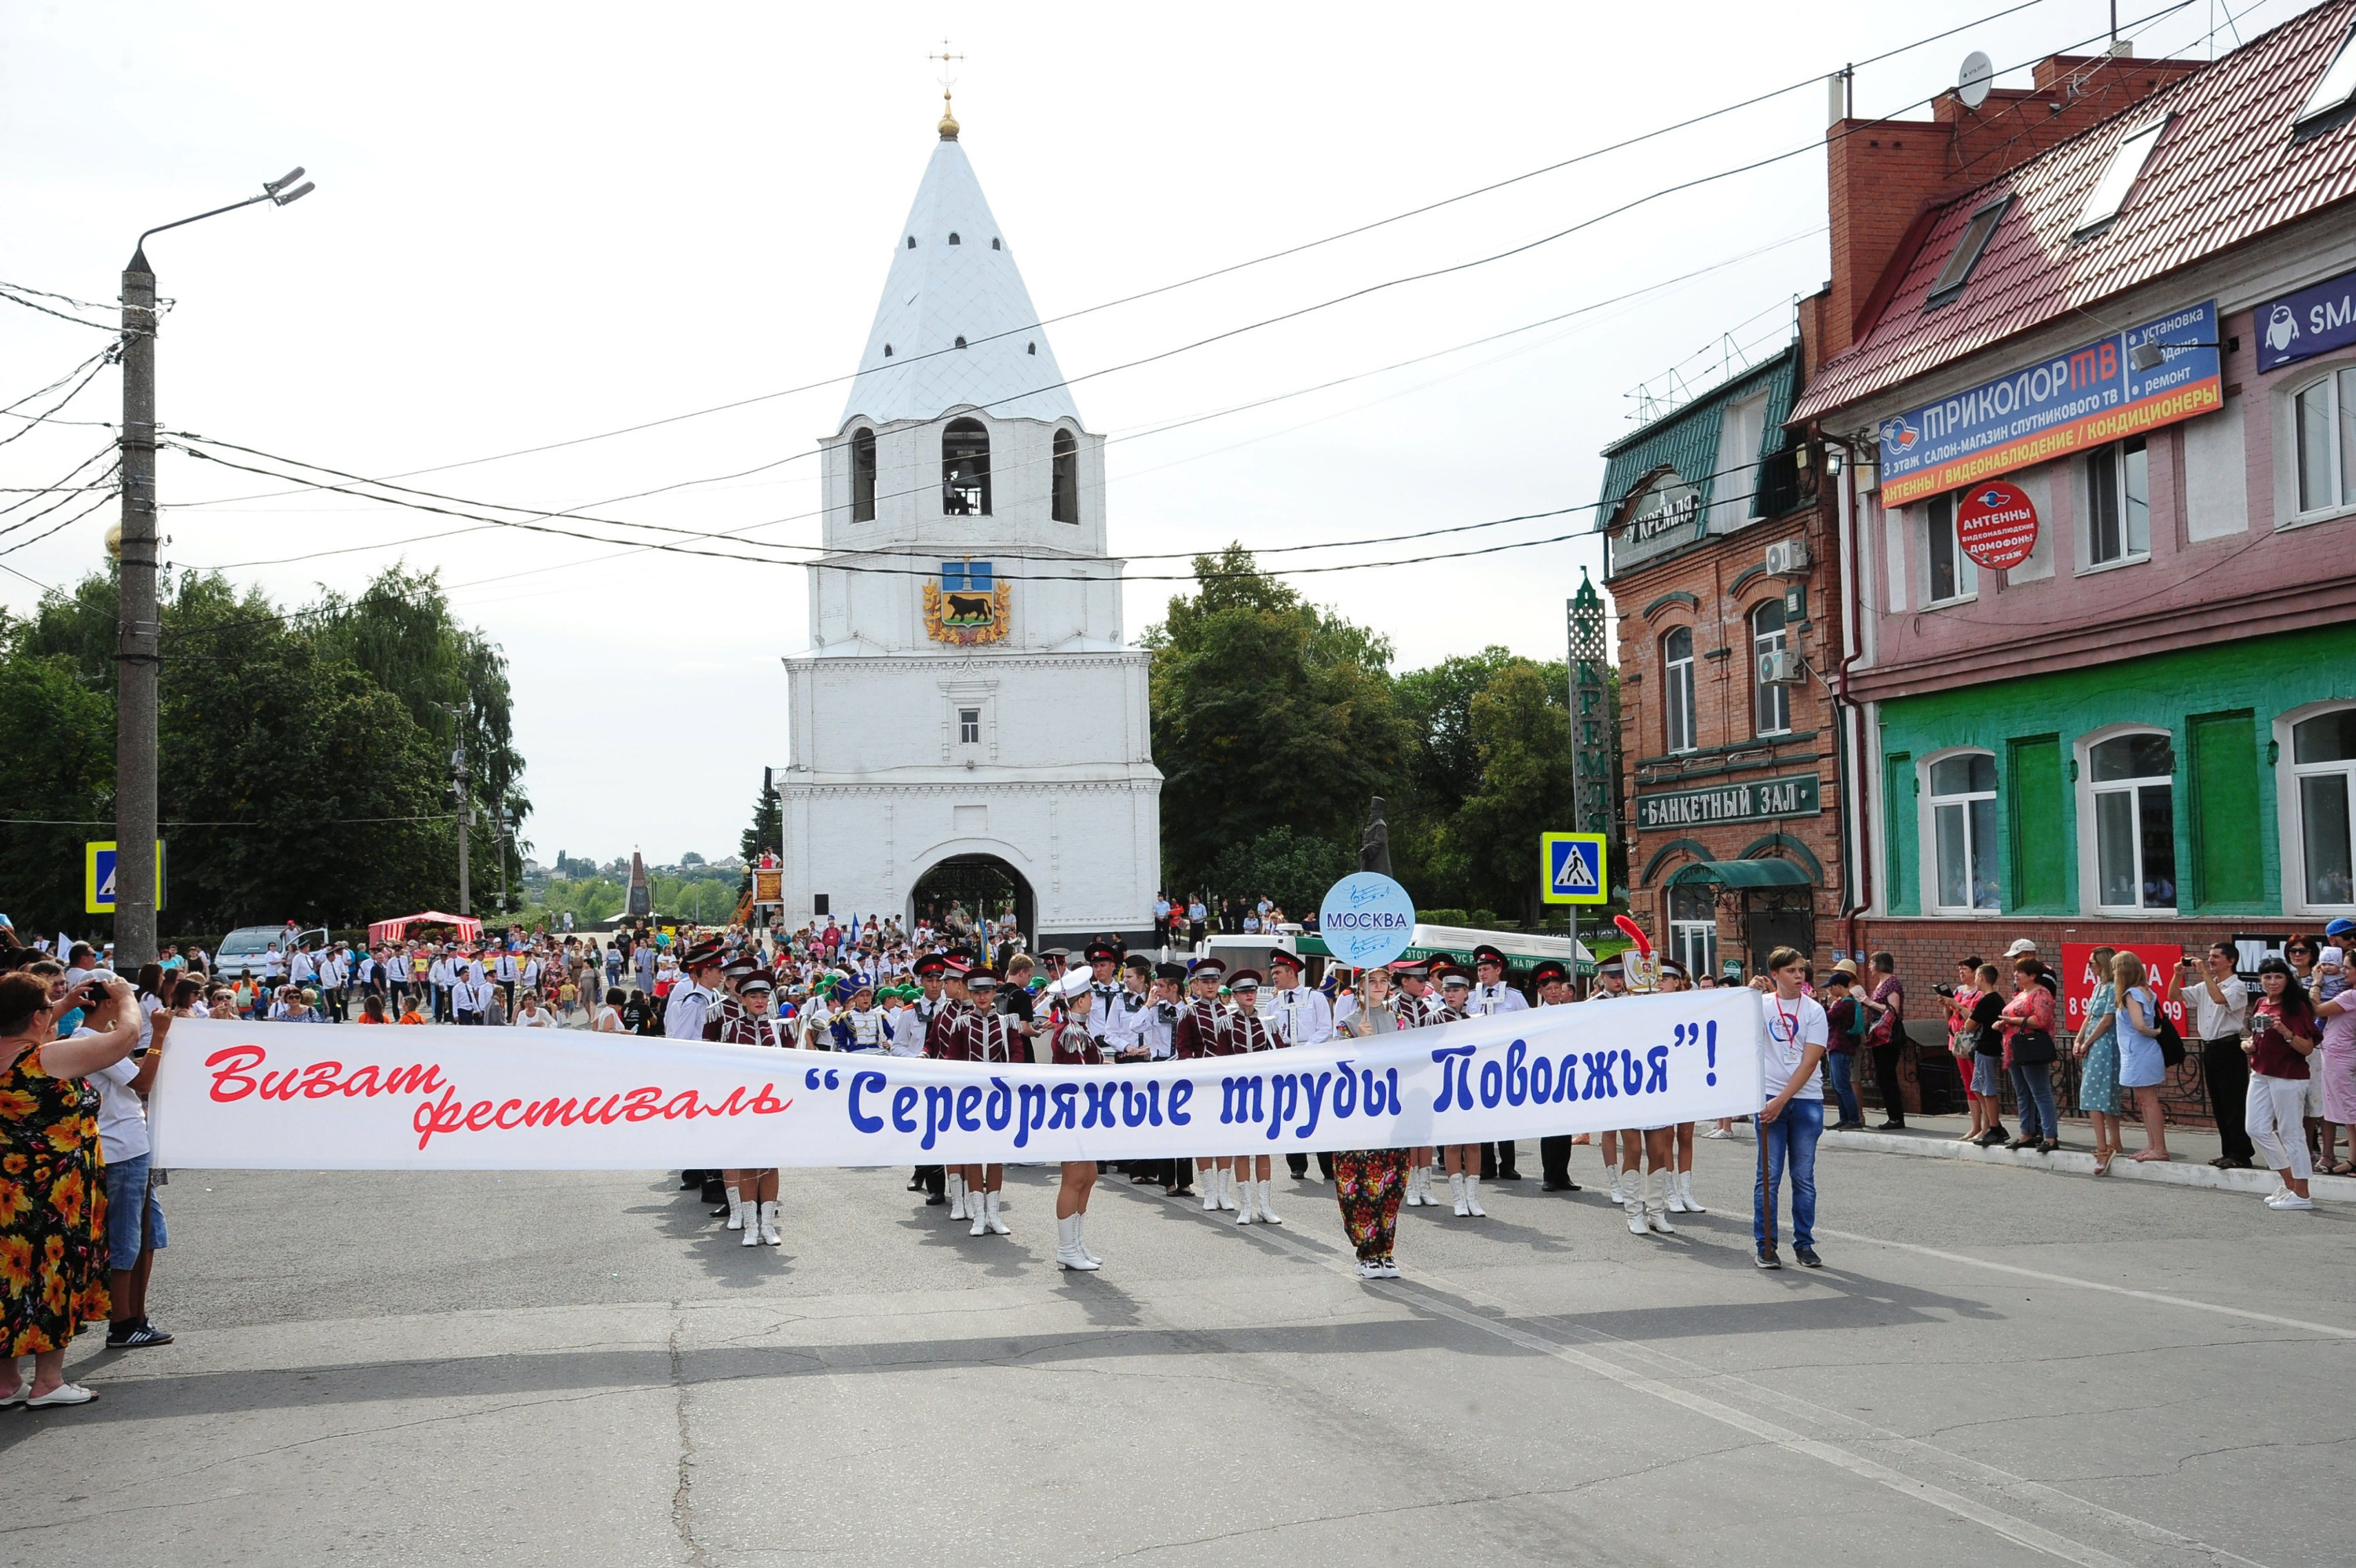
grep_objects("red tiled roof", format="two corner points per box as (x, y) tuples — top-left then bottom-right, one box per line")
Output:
(1792, 1), (2356, 424)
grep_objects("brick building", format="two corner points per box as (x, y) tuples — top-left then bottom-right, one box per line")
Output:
(1787, 9), (2356, 1117)
(1601, 340), (1851, 981)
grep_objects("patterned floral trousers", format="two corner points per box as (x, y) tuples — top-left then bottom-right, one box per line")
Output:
(1332, 1150), (1408, 1261)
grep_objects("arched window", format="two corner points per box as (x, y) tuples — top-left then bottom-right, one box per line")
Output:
(1750, 599), (1790, 736)
(942, 418), (990, 516)
(2083, 730), (2176, 912)
(850, 427), (877, 523)
(948, 232), (961, 245)
(1668, 880), (1717, 979)
(1663, 627), (1696, 754)
(905, 236), (916, 250)
(1052, 429), (1079, 522)
(2288, 705), (2356, 908)
(1926, 751), (1999, 912)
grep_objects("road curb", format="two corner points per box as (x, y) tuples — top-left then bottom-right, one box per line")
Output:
(1731, 1122), (2356, 1205)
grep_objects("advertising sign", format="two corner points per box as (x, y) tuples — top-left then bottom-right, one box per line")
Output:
(148, 998), (1766, 1169)
(1878, 302), (2221, 505)
(2255, 266), (2356, 373)
(1539, 832), (1610, 905)
(1317, 872), (1417, 969)
(1955, 479), (2040, 569)
(2057, 941), (2189, 1034)
(1634, 775), (1820, 832)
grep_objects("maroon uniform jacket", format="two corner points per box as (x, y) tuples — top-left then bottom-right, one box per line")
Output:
(1228, 1010), (1284, 1054)
(922, 997), (966, 1059)
(1050, 1018), (1103, 1067)
(1173, 996), (1231, 1058)
(946, 1006), (1023, 1065)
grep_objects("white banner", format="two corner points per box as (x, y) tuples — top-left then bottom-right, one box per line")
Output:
(146, 991), (1766, 1170)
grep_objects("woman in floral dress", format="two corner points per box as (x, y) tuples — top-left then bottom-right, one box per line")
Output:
(1333, 967), (1410, 1279)
(2, 967), (143, 1409)
(2074, 947), (2124, 1173)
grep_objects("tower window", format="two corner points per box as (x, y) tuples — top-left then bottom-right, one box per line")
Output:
(883, 344), (892, 357)
(942, 420), (991, 515)
(954, 336), (967, 349)
(991, 237), (1001, 250)
(905, 236), (915, 250)
(1052, 429), (1079, 523)
(949, 232), (961, 245)
(959, 707), (982, 745)
(850, 427), (877, 522)
(1027, 342), (1036, 355)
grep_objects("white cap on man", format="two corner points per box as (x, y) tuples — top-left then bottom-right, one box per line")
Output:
(2003, 938), (2040, 958)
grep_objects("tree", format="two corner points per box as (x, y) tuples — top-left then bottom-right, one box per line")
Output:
(1391, 646), (1522, 905)
(1430, 659), (1575, 927)
(1144, 546), (1412, 890)
(2, 565), (525, 938)
(1205, 826), (1355, 919)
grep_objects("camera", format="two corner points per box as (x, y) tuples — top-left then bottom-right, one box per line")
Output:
(1933, 983), (1956, 996)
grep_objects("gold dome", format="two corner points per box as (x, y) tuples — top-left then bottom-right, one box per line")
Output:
(938, 90), (960, 141)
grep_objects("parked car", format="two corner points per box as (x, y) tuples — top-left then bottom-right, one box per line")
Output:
(213, 924), (326, 981)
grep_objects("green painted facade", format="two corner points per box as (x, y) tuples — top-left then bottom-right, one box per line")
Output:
(1878, 624), (2356, 918)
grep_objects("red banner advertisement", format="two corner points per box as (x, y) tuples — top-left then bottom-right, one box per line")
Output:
(2058, 942), (2189, 1034)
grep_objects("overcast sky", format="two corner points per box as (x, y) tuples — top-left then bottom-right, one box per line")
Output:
(0, 0), (2285, 865)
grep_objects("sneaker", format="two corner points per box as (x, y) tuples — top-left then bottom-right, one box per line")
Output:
(1355, 1259), (1382, 1279)
(1755, 1246), (1782, 1270)
(1375, 1257), (1401, 1278)
(2266, 1191), (2315, 1210)
(1794, 1246), (1823, 1269)
(105, 1319), (173, 1349)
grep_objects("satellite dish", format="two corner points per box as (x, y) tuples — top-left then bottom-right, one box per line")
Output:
(1958, 49), (1995, 110)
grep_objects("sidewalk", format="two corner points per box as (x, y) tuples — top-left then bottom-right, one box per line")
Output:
(1732, 1110), (2356, 1206)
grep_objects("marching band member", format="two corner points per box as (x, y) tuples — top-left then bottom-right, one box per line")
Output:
(1528, 961), (1584, 1193)
(1589, 956), (1633, 1202)
(925, 959), (976, 1219)
(1334, 964), (1409, 1277)
(718, 971), (784, 1246)
(1103, 954), (1156, 1064)
(1173, 958), (1235, 1211)
(1048, 969), (1105, 1270)
(838, 983), (886, 1052)
(1469, 945), (1528, 1182)
(949, 967), (1019, 1238)
(1268, 951), (1335, 1180)
(1656, 960), (1707, 1215)
(1142, 962), (1191, 1195)
(1393, 959), (1441, 1208)
(1224, 970), (1286, 1226)
(1429, 967), (1487, 1217)
(1082, 943), (1123, 1050)
(903, 954), (951, 1204)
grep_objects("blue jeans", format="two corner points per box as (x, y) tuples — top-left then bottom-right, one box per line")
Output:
(1753, 1097), (1824, 1252)
(1824, 1051), (1862, 1125)
(102, 1153), (167, 1271)
(2010, 1062), (2058, 1141)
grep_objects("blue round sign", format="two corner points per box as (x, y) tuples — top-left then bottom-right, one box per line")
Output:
(1318, 872), (1417, 970)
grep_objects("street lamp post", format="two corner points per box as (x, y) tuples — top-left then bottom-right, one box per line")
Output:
(114, 168), (313, 968)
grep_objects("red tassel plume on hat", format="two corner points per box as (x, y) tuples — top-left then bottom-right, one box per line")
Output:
(1612, 914), (1652, 962)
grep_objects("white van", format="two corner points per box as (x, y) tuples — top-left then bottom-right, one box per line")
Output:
(214, 924), (326, 981)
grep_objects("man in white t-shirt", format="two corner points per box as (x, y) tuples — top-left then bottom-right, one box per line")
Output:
(2170, 942), (2257, 1169)
(1754, 945), (1828, 1272)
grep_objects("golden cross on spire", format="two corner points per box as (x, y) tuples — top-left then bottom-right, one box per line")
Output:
(930, 39), (964, 139)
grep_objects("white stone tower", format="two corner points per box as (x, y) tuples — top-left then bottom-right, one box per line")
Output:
(777, 97), (1162, 945)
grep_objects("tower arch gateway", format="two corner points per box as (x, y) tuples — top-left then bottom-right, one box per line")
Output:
(777, 108), (1162, 948)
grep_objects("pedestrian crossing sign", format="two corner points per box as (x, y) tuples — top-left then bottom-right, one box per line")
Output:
(1539, 832), (1608, 905)
(85, 839), (166, 915)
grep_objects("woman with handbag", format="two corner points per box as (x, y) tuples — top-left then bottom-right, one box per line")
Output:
(1998, 955), (2062, 1153)
(2113, 952), (2173, 1163)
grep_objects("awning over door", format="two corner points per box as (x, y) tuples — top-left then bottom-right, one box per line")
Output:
(1663, 858), (1811, 890)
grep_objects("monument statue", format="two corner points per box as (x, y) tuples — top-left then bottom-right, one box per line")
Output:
(1358, 797), (1392, 878)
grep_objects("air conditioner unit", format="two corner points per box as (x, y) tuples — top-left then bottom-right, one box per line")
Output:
(1765, 539), (1811, 576)
(1758, 649), (1804, 687)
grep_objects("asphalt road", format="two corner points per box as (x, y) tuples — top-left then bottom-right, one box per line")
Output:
(7, 1136), (2352, 1567)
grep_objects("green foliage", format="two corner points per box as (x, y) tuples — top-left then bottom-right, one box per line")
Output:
(1145, 546), (1412, 890)
(1430, 659), (1575, 926)
(740, 779), (781, 896)
(2, 565), (525, 938)
(1205, 826), (1355, 918)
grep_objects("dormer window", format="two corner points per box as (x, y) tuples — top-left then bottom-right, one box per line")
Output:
(991, 237), (1001, 250)
(906, 236), (916, 250)
(949, 232), (961, 245)
(1926, 196), (2010, 307)
(2298, 22), (2356, 129)
(954, 336), (967, 349)
(2072, 119), (2168, 236)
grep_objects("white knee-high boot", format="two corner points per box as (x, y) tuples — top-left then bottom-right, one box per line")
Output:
(1644, 1170), (1678, 1234)
(1463, 1172), (1486, 1217)
(984, 1189), (1009, 1235)
(759, 1199), (781, 1245)
(725, 1190), (745, 1230)
(1679, 1170), (1707, 1213)
(949, 1174), (967, 1222)
(1077, 1212), (1100, 1263)
(1256, 1179), (1281, 1224)
(1622, 1164), (1647, 1234)
(1449, 1171), (1469, 1216)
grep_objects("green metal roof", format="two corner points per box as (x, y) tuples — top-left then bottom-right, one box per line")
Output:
(1595, 344), (1799, 569)
(1664, 857), (1812, 890)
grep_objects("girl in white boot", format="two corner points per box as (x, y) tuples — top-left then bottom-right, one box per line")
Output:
(1048, 970), (1105, 1270)
(1430, 967), (1487, 1217)
(1172, 959), (1237, 1213)
(1655, 962), (1709, 1217)
(718, 972), (785, 1247)
(951, 967), (1019, 1239)
(1224, 971), (1287, 1226)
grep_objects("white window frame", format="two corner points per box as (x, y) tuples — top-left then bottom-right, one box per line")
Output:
(2076, 724), (2179, 916)
(1923, 492), (1978, 607)
(1920, 747), (2002, 916)
(2081, 435), (2151, 570)
(1710, 392), (1769, 532)
(2275, 700), (2356, 917)
(1749, 600), (1791, 737)
(2072, 117), (2168, 236)
(1663, 627), (1698, 755)
(2287, 364), (2356, 524)
(1666, 880), (1718, 980)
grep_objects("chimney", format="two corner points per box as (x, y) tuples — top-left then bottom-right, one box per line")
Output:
(1822, 50), (2206, 359)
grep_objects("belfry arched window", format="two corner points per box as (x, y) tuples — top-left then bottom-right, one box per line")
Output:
(1052, 429), (1079, 523)
(850, 427), (877, 523)
(942, 418), (991, 516)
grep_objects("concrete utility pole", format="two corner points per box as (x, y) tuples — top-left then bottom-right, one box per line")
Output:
(113, 169), (312, 967)
(453, 736), (472, 917)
